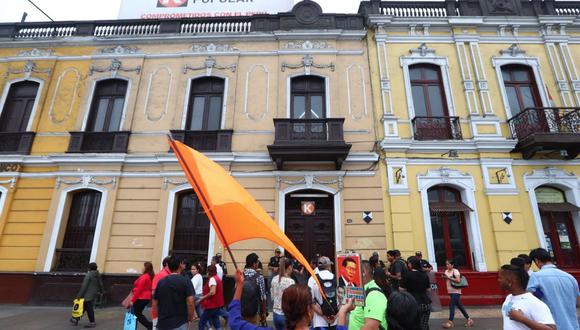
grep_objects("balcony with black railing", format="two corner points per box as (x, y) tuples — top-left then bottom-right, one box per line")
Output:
(170, 130), (233, 152)
(412, 116), (462, 141)
(0, 132), (35, 155)
(267, 118), (352, 170)
(508, 107), (580, 159)
(67, 131), (130, 153)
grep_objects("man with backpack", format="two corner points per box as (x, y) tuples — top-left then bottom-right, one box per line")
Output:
(387, 250), (407, 291)
(349, 260), (388, 330)
(240, 253), (267, 325)
(308, 256), (338, 330)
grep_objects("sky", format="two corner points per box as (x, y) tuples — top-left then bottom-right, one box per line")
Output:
(0, 0), (362, 23)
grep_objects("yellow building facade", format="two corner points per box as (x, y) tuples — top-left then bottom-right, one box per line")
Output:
(360, 0), (580, 303)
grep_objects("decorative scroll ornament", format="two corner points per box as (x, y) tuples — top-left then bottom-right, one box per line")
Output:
(0, 177), (17, 189)
(89, 59), (141, 76)
(283, 41), (330, 50)
(281, 55), (335, 75)
(409, 43), (436, 57)
(191, 43), (238, 53)
(162, 177), (189, 190)
(275, 174), (344, 191)
(500, 44), (526, 57)
(183, 56), (237, 76)
(17, 48), (55, 57)
(5, 60), (52, 78)
(98, 45), (140, 55)
(56, 175), (117, 189)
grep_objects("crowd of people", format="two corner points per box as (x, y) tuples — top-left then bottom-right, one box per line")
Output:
(69, 247), (579, 330)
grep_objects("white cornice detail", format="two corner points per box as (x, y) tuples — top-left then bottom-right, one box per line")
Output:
(380, 138), (517, 153)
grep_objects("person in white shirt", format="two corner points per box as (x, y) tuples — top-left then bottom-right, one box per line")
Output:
(210, 256), (224, 280)
(308, 256), (337, 330)
(499, 264), (555, 330)
(190, 263), (204, 319)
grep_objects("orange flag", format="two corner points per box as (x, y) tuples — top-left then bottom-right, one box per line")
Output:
(169, 139), (321, 287)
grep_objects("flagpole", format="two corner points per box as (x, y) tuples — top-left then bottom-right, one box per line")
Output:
(169, 137), (239, 270)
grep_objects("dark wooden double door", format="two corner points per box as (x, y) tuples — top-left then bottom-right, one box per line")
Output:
(542, 211), (580, 268)
(285, 190), (335, 263)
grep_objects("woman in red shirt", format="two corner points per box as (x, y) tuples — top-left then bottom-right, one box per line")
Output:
(199, 265), (224, 330)
(131, 262), (155, 330)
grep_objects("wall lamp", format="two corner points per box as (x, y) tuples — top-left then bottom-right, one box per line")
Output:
(441, 150), (459, 158)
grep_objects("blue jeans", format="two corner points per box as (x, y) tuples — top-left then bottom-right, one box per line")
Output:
(199, 308), (222, 330)
(194, 295), (203, 321)
(448, 293), (469, 321)
(273, 313), (285, 330)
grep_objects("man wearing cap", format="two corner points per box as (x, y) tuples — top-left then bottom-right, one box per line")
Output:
(308, 256), (338, 329)
(268, 248), (282, 279)
(415, 251), (433, 272)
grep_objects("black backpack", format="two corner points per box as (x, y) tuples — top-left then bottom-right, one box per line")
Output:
(240, 272), (260, 317)
(315, 274), (338, 317)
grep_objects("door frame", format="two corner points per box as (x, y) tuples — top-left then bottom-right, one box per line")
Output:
(540, 210), (580, 268)
(278, 183), (342, 254)
(286, 73), (331, 119)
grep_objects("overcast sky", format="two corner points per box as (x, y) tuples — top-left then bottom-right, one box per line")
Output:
(0, 0), (362, 23)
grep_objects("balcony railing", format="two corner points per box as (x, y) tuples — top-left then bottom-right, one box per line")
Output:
(0, 132), (35, 155)
(53, 248), (91, 272)
(508, 107), (580, 140)
(379, 2), (450, 17)
(67, 131), (130, 153)
(170, 130), (233, 152)
(412, 116), (462, 141)
(273, 118), (346, 144)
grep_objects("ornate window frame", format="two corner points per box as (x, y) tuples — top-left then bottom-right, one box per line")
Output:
(44, 185), (109, 272)
(0, 77), (44, 131)
(286, 73), (331, 118)
(181, 74), (229, 130)
(492, 46), (550, 120)
(523, 168), (580, 250)
(400, 44), (457, 120)
(417, 168), (487, 271)
(81, 76), (132, 132)
(0, 185), (8, 222)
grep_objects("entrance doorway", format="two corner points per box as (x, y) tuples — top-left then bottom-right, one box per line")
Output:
(536, 186), (580, 268)
(284, 189), (335, 263)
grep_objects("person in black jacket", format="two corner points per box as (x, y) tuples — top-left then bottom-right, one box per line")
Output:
(401, 257), (431, 330)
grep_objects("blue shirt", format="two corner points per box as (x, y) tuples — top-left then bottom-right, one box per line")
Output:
(228, 299), (348, 330)
(527, 264), (580, 330)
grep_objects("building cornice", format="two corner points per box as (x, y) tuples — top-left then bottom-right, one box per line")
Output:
(380, 139), (518, 153)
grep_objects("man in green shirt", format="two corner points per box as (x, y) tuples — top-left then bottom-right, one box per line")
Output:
(348, 261), (388, 330)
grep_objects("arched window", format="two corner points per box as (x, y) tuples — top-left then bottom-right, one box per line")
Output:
(291, 76), (326, 119)
(0, 81), (39, 132)
(86, 79), (128, 132)
(54, 190), (102, 272)
(172, 191), (210, 264)
(536, 186), (580, 268)
(428, 186), (472, 269)
(501, 64), (542, 113)
(186, 77), (224, 131)
(409, 64), (448, 118)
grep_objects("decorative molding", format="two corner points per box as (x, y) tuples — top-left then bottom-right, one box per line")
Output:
(17, 48), (54, 57)
(98, 45), (140, 55)
(346, 64), (368, 121)
(385, 159), (408, 195)
(281, 55), (335, 75)
(0, 177), (17, 189)
(5, 60), (52, 78)
(409, 43), (436, 57)
(183, 56), (237, 76)
(283, 40), (330, 50)
(275, 174), (344, 192)
(243, 64), (270, 121)
(48, 68), (81, 124)
(89, 59), (141, 76)
(191, 43), (238, 53)
(144, 66), (173, 122)
(56, 175), (117, 189)
(500, 44), (526, 57)
(480, 159), (518, 195)
(162, 176), (189, 190)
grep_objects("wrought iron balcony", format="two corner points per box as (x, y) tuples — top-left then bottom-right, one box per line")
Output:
(67, 131), (130, 153)
(508, 107), (580, 159)
(0, 132), (35, 155)
(170, 130), (233, 152)
(412, 116), (462, 141)
(268, 118), (352, 170)
(53, 248), (91, 272)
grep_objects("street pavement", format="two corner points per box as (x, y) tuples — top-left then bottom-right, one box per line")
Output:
(0, 304), (507, 329)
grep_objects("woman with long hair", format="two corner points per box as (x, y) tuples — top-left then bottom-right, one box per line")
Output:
(131, 262), (155, 330)
(229, 269), (352, 330)
(199, 264), (224, 330)
(190, 263), (204, 323)
(401, 257), (430, 330)
(442, 259), (474, 328)
(270, 258), (295, 330)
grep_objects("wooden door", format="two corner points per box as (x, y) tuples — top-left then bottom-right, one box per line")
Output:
(542, 211), (580, 268)
(285, 190), (335, 262)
